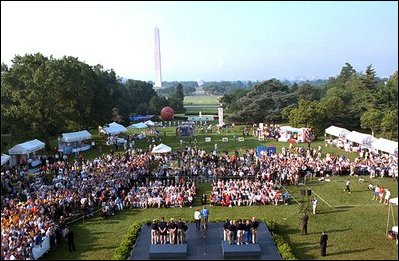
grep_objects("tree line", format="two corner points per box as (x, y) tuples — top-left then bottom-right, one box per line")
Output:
(221, 63), (398, 139)
(1, 53), (184, 149)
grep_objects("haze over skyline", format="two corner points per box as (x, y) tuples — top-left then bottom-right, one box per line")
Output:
(1, 1), (398, 82)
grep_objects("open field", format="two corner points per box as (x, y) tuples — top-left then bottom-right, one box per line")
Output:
(38, 126), (398, 260)
(184, 95), (220, 105)
(42, 177), (398, 260)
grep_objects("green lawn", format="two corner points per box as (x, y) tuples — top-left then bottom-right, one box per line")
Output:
(38, 126), (398, 260)
(42, 177), (398, 260)
(184, 95), (220, 105)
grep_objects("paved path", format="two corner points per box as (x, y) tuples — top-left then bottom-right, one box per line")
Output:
(130, 222), (281, 260)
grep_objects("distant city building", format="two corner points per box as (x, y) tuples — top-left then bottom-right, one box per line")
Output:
(154, 26), (162, 89)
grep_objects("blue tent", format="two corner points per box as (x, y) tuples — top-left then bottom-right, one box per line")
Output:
(256, 146), (276, 157)
(256, 146), (267, 157)
(129, 115), (154, 122)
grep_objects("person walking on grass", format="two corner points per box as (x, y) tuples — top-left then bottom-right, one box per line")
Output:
(344, 178), (351, 193)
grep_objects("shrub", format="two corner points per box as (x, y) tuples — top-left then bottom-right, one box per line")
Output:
(112, 222), (144, 260)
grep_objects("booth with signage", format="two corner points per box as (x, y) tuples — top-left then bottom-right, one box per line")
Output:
(58, 130), (92, 154)
(8, 139), (45, 167)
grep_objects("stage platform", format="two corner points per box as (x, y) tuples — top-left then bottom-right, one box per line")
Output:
(149, 244), (187, 259)
(221, 241), (261, 257)
(130, 222), (281, 260)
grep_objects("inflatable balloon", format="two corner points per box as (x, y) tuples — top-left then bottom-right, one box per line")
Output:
(160, 106), (174, 120)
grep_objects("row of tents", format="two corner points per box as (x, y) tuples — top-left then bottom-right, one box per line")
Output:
(325, 125), (398, 155)
(1, 121), (159, 167)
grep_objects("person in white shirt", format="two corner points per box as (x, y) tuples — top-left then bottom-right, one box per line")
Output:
(312, 197), (318, 214)
(194, 209), (201, 230)
(384, 189), (391, 205)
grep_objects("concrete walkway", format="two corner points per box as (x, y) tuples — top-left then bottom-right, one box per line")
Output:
(130, 222), (281, 260)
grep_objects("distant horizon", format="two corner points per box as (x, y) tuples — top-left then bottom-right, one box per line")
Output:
(2, 1), (397, 82)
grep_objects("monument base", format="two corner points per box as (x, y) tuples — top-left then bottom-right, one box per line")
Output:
(149, 244), (187, 259)
(221, 241), (261, 257)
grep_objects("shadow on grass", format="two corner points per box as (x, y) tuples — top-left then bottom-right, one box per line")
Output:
(328, 247), (374, 256)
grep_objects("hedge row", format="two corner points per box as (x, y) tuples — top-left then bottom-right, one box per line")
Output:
(265, 219), (298, 260)
(112, 221), (147, 260)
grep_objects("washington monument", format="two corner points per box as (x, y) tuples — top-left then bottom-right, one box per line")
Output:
(154, 26), (162, 88)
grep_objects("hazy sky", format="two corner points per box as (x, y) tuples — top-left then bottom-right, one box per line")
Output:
(1, 1), (398, 82)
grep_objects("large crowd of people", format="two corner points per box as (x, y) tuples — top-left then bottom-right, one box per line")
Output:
(1, 136), (397, 259)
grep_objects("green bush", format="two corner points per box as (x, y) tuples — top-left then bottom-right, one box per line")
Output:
(266, 219), (297, 260)
(112, 222), (143, 260)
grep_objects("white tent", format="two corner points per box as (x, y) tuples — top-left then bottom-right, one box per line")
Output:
(325, 126), (350, 138)
(387, 197), (398, 236)
(371, 138), (398, 155)
(345, 131), (376, 146)
(128, 122), (148, 129)
(59, 130), (92, 142)
(151, 143), (172, 154)
(8, 139), (45, 155)
(101, 122), (128, 135)
(280, 126), (303, 133)
(1, 154), (10, 166)
(144, 120), (155, 127)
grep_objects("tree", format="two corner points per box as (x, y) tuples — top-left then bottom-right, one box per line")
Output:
(2, 53), (76, 149)
(111, 108), (124, 123)
(288, 100), (326, 135)
(380, 110), (398, 140)
(174, 83), (184, 101)
(361, 64), (378, 91)
(360, 109), (382, 137)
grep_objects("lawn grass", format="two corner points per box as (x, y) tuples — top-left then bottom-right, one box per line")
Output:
(39, 126), (398, 260)
(184, 95), (220, 105)
(42, 177), (398, 260)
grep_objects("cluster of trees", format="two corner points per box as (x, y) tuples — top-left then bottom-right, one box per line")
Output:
(222, 63), (398, 139)
(156, 81), (197, 96)
(1, 53), (185, 149)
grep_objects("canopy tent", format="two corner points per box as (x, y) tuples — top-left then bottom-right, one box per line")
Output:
(280, 126), (303, 133)
(345, 131), (376, 146)
(129, 115), (154, 122)
(151, 143), (172, 154)
(387, 197), (398, 236)
(101, 122), (128, 135)
(58, 130), (92, 154)
(128, 122), (148, 129)
(325, 125), (350, 138)
(371, 138), (398, 155)
(144, 120), (155, 127)
(59, 130), (92, 142)
(1, 154), (10, 166)
(8, 139), (45, 155)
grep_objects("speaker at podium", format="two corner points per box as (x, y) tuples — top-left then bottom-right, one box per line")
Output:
(307, 190), (312, 196)
(300, 189), (306, 196)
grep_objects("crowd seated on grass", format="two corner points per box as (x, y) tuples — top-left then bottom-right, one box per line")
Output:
(1, 141), (398, 259)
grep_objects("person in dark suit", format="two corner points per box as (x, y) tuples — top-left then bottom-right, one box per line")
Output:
(301, 212), (309, 235)
(66, 227), (76, 252)
(201, 194), (207, 205)
(320, 230), (328, 256)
